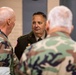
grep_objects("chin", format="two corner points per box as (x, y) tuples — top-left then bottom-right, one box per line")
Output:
(35, 32), (40, 34)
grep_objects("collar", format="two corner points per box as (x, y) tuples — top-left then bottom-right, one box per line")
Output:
(35, 32), (46, 41)
(0, 30), (8, 38)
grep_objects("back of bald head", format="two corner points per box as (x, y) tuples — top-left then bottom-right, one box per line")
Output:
(0, 7), (15, 26)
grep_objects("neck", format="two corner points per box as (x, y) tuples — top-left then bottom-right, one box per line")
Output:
(35, 33), (43, 38)
(48, 27), (71, 36)
(0, 29), (8, 36)
(0, 24), (8, 36)
(34, 32), (45, 38)
(0, 29), (8, 38)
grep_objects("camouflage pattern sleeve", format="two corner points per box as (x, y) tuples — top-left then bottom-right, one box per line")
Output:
(20, 32), (76, 75)
(13, 51), (27, 75)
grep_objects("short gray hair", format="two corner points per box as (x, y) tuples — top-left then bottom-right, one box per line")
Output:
(48, 6), (73, 31)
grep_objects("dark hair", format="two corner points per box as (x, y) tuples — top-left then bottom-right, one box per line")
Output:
(33, 11), (47, 19)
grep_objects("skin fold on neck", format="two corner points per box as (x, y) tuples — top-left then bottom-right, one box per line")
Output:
(48, 27), (71, 36)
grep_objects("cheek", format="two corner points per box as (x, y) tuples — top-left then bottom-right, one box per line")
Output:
(13, 23), (15, 27)
(12, 22), (15, 26)
(32, 25), (35, 31)
(32, 25), (34, 29)
(32, 25), (35, 29)
(41, 25), (46, 30)
(10, 23), (15, 29)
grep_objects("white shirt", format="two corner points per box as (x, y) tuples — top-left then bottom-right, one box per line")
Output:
(35, 32), (46, 41)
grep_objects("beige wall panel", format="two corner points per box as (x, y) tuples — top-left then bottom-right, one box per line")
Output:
(0, 0), (59, 48)
(47, 0), (59, 13)
(0, 0), (22, 48)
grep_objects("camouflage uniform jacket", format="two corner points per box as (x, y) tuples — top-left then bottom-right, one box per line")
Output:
(0, 30), (22, 75)
(21, 31), (76, 75)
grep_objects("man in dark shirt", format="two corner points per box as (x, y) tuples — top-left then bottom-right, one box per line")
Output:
(15, 12), (47, 60)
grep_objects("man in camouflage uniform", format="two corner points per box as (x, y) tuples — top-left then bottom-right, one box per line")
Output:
(20, 6), (76, 75)
(0, 7), (25, 75)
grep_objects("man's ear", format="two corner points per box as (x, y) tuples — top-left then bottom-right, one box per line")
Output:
(7, 19), (11, 26)
(45, 21), (50, 32)
(70, 25), (74, 34)
(71, 25), (74, 31)
(67, 25), (74, 34)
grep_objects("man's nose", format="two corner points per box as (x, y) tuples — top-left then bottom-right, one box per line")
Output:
(35, 23), (38, 27)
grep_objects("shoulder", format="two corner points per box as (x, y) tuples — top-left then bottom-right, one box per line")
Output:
(18, 31), (34, 41)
